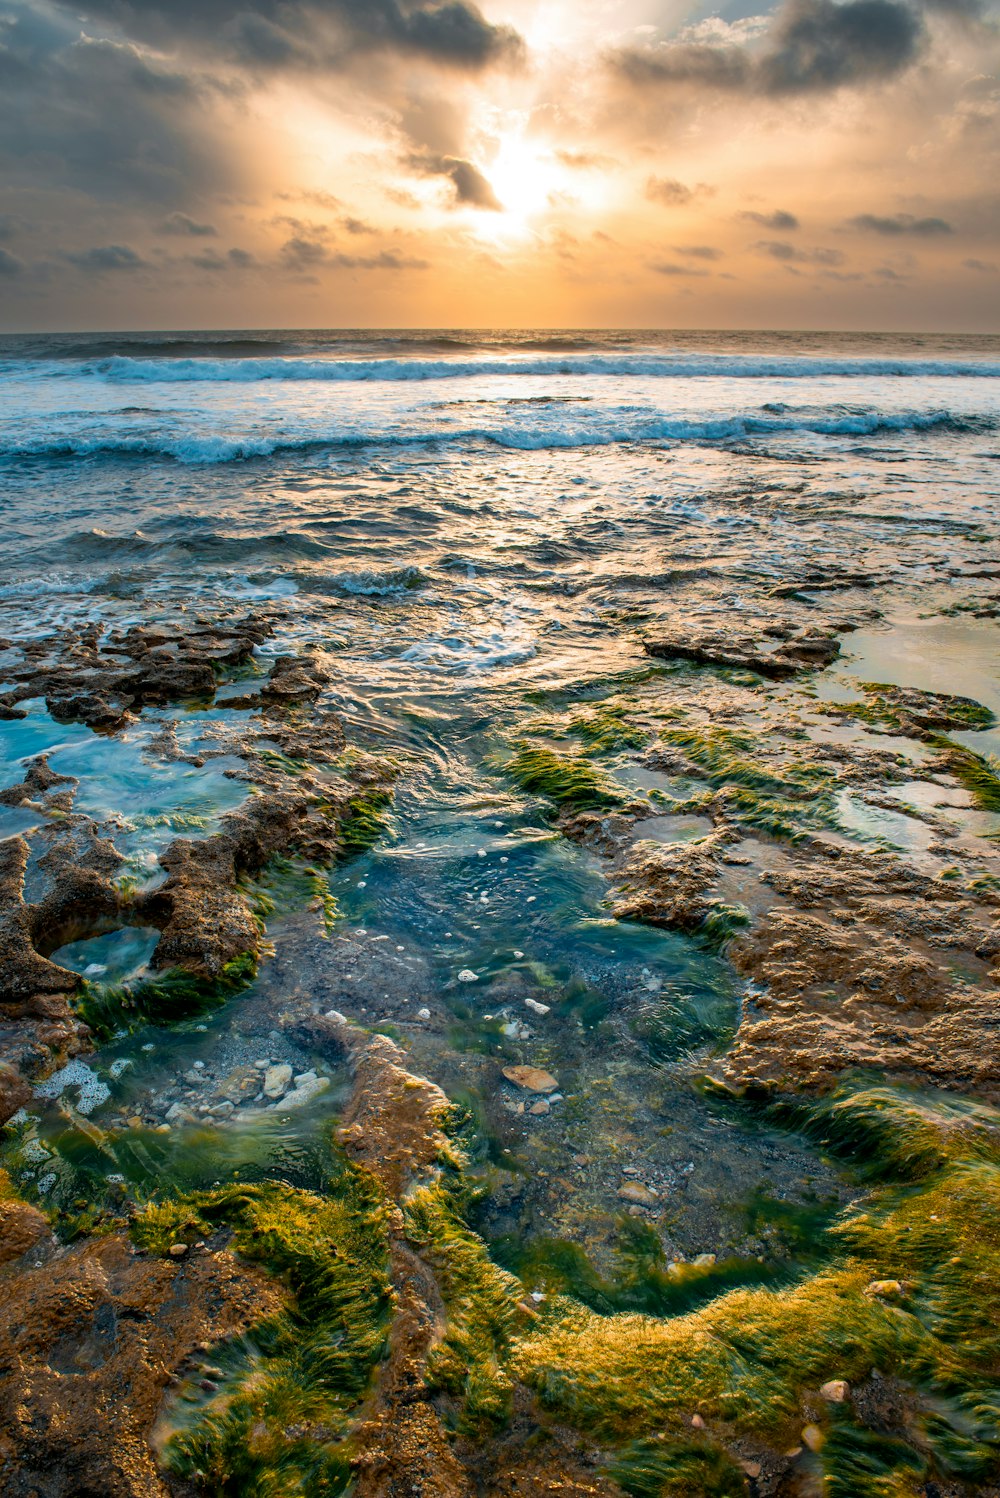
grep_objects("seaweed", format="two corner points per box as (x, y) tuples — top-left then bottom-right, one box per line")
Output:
(403, 1180), (521, 1431)
(134, 1171), (392, 1495)
(337, 786), (395, 856)
(74, 952), (258, 1040)
(609, 1438), (748, 1497)
(502, 745), (627, 811)
(928, 735), (1000, 812)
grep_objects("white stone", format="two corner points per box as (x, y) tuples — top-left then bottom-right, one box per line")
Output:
(263, 1063), (293, 1099)
(457, 969), (479, 982)
(525, 998), (550, 1015)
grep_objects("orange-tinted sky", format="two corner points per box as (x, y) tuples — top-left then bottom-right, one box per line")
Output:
(1, 0), (998, 330)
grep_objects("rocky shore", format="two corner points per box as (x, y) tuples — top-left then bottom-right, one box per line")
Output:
(2, 578), (1000, 1497)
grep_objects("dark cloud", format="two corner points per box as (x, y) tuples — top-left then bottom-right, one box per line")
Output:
(741, 208), (800, 229)
(53, 0), (524, 73)
(64, 243), (146, 271)
(645, 176), (713, 205)
(613, 0), (924, 98)
(755, 239), (846, 263)
(281, 234), (427, 271)
(188, 246), (256, 269)
(964, 257), (998, 271)
(0, 248), (25, 276)
(0, 5), (225, 206)
(160, 212), (218, 236)
(410, 153), (502, 209)
(847, 212), (953, 233)
(673, 244), (724, 259)
(651, 260), (710, 276)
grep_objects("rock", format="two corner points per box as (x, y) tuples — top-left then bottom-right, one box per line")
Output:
(272, 1073), (331, 1112)
(457, 969), (478, 982)
(820, 1378), (849, 1402)
(528, 1099), (550, 1116)
(691, 1413), (705, 1429)
(572, 1154), (591, 1167)
(502, 1065), (559, 1094)
(692, 1252), (716, 1268)
(324, 1009), (347, 1024)
(740, 1460), (762, 1479)
(801, 1424), (825, 1453)
(168, 1243), (188, 1259)
(617, 1182), (659, 1207)
(209, 1101), (235, 1118)
(164, 1102), (196, 1124)
(263, 1063), (293, 1099)
(864, 1279), (904, 1298)
(417, 1007), (431, 1021)
(525, 997), (550, 1015)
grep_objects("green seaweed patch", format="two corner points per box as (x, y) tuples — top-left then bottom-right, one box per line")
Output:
(494, 1221), (790, 1323)
(135, 1173), (392, 1495)
(75, 952), (257, 1040)
(508, 1085), (1000, 1491)
(658, 726), (838, 840)
(928, 735), (1000, 812)
(609, 1438), (748, 1497)
(403, 1179), (521, 1431)
(827, 683), (996, 735)
(337, 786), (395, 856)
(502, 746), (628, 811)
(244, 856), (340, 937)
(566, 701), (651, 753)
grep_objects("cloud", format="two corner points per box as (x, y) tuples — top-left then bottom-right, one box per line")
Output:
(281, 234), (427, 271)
(847, 212), (953, 233)
(741, 209), (800, 229)
(188, 246), (256, 270)
(673, 244), (724, 259)
(554, 149), (617, 170)
(0, 248), (25, 276)
(64, 243), (146, 271)
(0, 6), (228, 206)
(755, 239), (846, 263)
(410, 153), (502, 209)
(160, 212), (218, 236)
(964, 257), (998, 271)
(645, 176), (713, 205)
(54, 0), (524, 73)
(651, 260), (711, 276)
(612, 0), (924, 99)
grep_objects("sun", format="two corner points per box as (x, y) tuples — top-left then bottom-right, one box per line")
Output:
(488, 133), (565, 225)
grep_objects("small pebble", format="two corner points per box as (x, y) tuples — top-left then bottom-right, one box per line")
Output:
(169, 1243), (188, 1259)
(417, 1007), (431, 1021)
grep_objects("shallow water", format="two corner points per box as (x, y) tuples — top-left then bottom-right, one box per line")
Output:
(2, 329), (999, 1328)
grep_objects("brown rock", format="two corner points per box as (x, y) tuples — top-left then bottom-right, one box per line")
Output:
(501, 1065), (558, 1094)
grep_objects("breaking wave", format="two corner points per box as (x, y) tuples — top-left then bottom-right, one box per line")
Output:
(86, 353), (1000, 383)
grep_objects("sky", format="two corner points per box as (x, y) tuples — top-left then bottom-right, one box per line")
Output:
(0, 0), (998, 330)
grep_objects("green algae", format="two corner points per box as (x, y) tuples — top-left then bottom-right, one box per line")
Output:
(244, 856), (340, 936)
(828, 683), (996, 735)
(505, 1085), (1000, 1491)
(566, 701), (651, 753)
(337, 785), (395, 856)
(502, 745), (627, 811)
(658, 725), (838, 840)
(928, 735), (1000, 811)
(403, 1179), (520, 1430)
(134, 1172), (392, 1496)
(609, 1439), (747, 1497)
(75, 952), (258, 1040)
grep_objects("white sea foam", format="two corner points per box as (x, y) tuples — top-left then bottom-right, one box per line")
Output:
(90, 353), (1000, 383)
(0, 408), (988, 464)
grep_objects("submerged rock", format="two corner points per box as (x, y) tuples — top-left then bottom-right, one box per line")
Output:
(501, 1064), (559, 1094)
